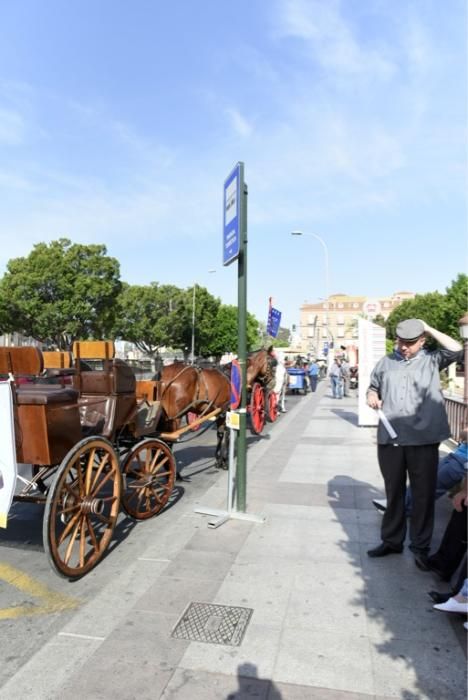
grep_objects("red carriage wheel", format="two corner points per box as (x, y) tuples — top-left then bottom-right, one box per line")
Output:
(265, 389), (279, 423)
(249, 382), (266, 435)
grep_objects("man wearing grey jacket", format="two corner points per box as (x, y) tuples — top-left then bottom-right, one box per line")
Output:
(366, 318), (462, 570)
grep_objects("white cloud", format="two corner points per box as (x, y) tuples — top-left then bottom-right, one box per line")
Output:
(274, 0), (396, 80)
(225, 107), (254, 137)
(0, 107), (26, 145)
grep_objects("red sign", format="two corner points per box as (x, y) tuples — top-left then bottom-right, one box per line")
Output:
(230, 359), (242, 409)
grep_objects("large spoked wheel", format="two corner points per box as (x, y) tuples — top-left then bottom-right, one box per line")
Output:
(121, 439), (176, 520)
(249, 382), (266, 435)
(43, 437), (121, 579)
(265, 389), (279, 423)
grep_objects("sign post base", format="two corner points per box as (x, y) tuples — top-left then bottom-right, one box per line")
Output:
(194, 426), (265, 529)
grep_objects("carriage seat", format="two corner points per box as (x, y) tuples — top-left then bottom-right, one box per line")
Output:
(74, 359), (136, 395)
(72, 341), (137, 440)
(15, 385), (78, 405)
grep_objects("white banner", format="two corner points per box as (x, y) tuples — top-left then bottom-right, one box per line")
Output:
(358, 319), (386, 427)
(0, 381), (17, 527)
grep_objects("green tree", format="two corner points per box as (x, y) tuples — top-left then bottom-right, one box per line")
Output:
(443, 274), (468, 339)
(178, 285), (221, 358)
(385, 274), (467, 349)
(258, 321), (291, 347)
(0, 239), (121, 347)
(206, 305), (260, 357)
(114, 282), (185, 357)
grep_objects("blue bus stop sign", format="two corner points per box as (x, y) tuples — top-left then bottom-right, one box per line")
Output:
(230, 359), (242, 409)
(223, 163), (242, 266)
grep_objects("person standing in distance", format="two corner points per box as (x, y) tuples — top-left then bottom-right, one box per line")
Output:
(307, 359), (320, 393)
(366, 318), (462, 570)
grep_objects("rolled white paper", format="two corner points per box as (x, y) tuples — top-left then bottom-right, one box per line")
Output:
(377, 409), (398, 440)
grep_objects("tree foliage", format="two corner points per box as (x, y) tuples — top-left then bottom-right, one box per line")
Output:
(178, 285), (221, 358)
(0, 239), (121, 347)
(206, 305), (260, 357)
(114, 282), (186, 357)
(385, 274), (468, 349)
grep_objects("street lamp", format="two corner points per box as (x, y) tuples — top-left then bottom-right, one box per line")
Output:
(191, 270), (216, 364)
(291, 230), (331, 354)
(458, 313), (468, 420)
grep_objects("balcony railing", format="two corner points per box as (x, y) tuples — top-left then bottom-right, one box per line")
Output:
(444, 393), (465, 443)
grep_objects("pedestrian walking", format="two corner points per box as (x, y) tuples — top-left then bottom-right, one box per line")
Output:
(366, 318), (462, 569)
(329, 358), (344, 399)
(341, 358), (351, 397)
(307, 359), (320, 392)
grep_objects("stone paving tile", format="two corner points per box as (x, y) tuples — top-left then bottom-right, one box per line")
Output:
(163, 548), (236, 581)
(238, 518), (362, 562)
(134, 575), (222, 616)
(57, 611), (188, 700)
(58, 660), (173, 700)
(274, 628), (375, 696)
(370, 637), (466, 700)
(214, 569), (291, 627)
(365, 602), (457, 646)
(273, 682), (377, 699)
(178, 623), (282, 679)
(262, 502), (359, 523)
(183, 518), (253, 555)
(160, 668), (271, 699)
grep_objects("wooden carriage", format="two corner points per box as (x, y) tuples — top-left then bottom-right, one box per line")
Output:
(0, 342), (176, 579)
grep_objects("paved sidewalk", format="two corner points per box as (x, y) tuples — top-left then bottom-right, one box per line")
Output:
(2, 385), (466, 699)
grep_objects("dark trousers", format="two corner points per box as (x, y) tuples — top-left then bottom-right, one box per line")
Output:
(378, 443), (439, 553)
(309, 375), (318, 392)
(428, 506), (467, 581)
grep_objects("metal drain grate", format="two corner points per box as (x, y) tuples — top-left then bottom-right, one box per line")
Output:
(172, 602), (253, 646)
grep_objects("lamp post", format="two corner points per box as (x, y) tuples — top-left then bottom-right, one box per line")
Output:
(458, 313), (468, 422)
(190, 270), (216, 364)
(190, 284), (196, 364)
(291, 230), (331, 355)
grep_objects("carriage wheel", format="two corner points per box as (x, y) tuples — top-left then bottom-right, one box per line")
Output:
(265, 389), (279, 423)
(249, 382), (266, 435)
(121, 439), (176, 520)
(43, 437), (121, 579)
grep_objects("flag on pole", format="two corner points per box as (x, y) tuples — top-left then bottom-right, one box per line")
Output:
(267, 297), (282, 338)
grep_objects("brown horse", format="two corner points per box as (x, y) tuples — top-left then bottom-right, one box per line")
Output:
(246, 349), (276, 389)
(158, 362), (231, 468)
(157, 351), (276, 468)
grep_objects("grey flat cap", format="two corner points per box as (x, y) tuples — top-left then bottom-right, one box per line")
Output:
(396, 318), (425, 342)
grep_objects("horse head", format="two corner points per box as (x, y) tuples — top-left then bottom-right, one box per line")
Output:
(246, 349), (276, 388)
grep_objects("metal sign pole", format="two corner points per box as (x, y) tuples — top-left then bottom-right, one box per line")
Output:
(236, 166), (247, 512)
(194, 162), (265, 529)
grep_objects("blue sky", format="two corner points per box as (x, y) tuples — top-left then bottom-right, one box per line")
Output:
(0, 0), (466, 328)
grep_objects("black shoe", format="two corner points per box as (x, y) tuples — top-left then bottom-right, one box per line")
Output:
(428, 590), (451, 604)
(367, 543), (403, 557)
(426, 558), (452, 581)
(414, 553), (431, 571)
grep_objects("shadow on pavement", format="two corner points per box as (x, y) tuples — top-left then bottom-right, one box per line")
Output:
(329, 474), (466, 700)
(226, 662), (283, 699)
